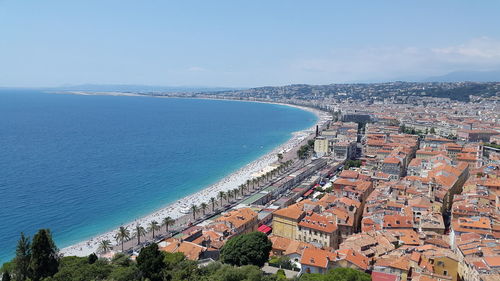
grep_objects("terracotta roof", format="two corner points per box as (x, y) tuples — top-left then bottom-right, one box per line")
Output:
(300, 247), (336, 269)
(273, 204), (305, 221)
(383, 214), (413, 229)
(484, 256), (500, 267)
(375, 256), (411, 271)
(299, 213), (338, 233)
(216, 207), (257, 230)
(336, 249), (369, 270)
(160, 239), (206, 260)
(339, 170), (359, 179)
(372, 272), (398, 281)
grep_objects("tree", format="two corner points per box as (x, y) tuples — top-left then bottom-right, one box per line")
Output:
(13, 232), (31, 281)
(344, 160), (362, 170)
(108, 265), (140, 281)
(30, 229), (59, 281)
(97, 239), (112, 254)
(115, 226), (130, 252)
(87, 253), (98, 264)
(227, 189), (234, 202)
(300, 267), (371, 281)
(148, 221), (160, 239)
(136, 244), (165, 281)
(277, 153), (283, 162)
(190, 204), (199, 220)
(430, 127), (436, 134)
(200, 202), (208, 215)
(134, 225), (146, 245)
(220, 231), (272, 267)
(210, 197), (218, 212)
(2, 271), (11, 281)
(218, 191), (226, 207)
(162, 216), (175, 233)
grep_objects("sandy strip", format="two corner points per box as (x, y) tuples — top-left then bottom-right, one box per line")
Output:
(59, 98), (330, 257)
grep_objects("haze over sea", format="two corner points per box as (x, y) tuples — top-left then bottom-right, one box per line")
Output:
(0, 90), (316, 263)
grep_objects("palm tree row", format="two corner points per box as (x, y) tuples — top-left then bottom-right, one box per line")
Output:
(103, 215), (177, 254)
(187, 160), (295, 222)
(104, 160), (296, 254)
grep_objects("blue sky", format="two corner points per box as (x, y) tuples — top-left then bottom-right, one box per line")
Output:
(1, 0), (499, 87)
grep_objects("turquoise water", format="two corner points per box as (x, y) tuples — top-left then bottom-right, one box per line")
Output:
(0, 90), (316, 263)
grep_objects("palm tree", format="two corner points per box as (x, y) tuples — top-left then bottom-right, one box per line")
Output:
(277, 153), (283, 162)
(162, 216), (175, 233)
(191, 204), (198, 220)
(210, 197), (217, 211)
(115, 226), (130, 252)
(218, 191), (226, 206)
(246, 179), (251, 190)
(148, 220), (160, 239)
(200, 202), (208, 215)
(252, 178), (257, 188)
(97, 239), (112, 253)
(239, 184), (245, 196)
(233, 188), (240, 199)
(134, 225), (146, 245)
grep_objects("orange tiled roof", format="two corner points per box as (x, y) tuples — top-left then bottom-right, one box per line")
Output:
(216, 207), (257, 229)
(300, 247), (336, 269)
(299, 213), (338, 233)
(273, 204), (305, 221)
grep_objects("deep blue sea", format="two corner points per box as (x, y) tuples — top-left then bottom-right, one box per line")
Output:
(0, 90), (316, 263)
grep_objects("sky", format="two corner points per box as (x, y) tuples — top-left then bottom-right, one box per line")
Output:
(0, 0), (499, 87)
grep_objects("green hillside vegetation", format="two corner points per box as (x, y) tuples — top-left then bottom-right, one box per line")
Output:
(2, 229), (370, 281)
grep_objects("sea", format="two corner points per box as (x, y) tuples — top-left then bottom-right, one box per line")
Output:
(0, 89), (317, 264)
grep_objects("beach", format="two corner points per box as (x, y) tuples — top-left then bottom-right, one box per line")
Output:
(59, 98), (330, 257)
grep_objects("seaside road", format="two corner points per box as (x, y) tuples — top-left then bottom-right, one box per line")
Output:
(109, 156), (308, 255)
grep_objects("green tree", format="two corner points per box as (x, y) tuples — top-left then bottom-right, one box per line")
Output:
(210, 197), (218, 212)
(108, 265), (140, 281)
(200, 202), (208, 215)
(191, 204), (199, 220)
(148, 220), (160, 239)
(115, 226), (130, 252)
(2, 271), (11, 281)
(87, 253), (98, 264)
(111, 253), (132, 267)
(97, 239), (112, 254)
(162, 216), (175, 233)
(300, 267), (371, 281)
(430, 127), (436, 134)
(30, 229), (59, 281)
(220, 231), (272, 267)
(13, 232), (31, 281)
(218, 191), (226, 207)
(134, 225), (146, 245)
(136, 244), (165, 281)
(277, 153), (283, 162)
(47, 256), (113, 281)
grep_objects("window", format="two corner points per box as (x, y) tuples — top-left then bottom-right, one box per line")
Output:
(443, 270), (448, 276)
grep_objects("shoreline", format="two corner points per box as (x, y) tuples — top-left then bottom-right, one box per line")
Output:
(59, 92), (330, 257)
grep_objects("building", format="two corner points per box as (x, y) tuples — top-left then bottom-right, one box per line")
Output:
(215, 207), (258, 235)
(272, 204), (306, 240)
(297, 212), (339, 248)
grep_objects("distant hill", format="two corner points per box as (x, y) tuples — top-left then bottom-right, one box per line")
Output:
(423, 70), (500, 82)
